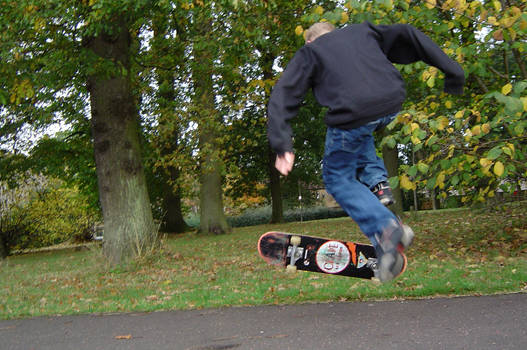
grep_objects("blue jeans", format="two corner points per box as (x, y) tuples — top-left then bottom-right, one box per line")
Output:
(322, 114), (397, 247)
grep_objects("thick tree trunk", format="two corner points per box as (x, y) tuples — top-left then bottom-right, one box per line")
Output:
(86, 17), (156, 265)
(193, 11), (229, 235)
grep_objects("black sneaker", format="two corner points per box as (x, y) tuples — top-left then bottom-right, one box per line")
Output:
(372, 181), (395, 206)
(373, 221), (414, 283)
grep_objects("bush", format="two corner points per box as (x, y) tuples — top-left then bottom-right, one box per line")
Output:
(1, 176), (98, 257)
(226, 206), (347, 228)
(22, 185), (98, 246)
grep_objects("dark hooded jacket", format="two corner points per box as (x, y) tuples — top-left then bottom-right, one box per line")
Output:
(267, 21), (465, 154)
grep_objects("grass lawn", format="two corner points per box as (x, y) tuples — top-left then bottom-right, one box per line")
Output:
(1, 205), (526, 320)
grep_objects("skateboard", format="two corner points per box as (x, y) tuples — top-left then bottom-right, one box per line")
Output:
(257, 231), (407, 280)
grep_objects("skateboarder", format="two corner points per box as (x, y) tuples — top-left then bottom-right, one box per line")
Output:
(267, 21), (464, 282)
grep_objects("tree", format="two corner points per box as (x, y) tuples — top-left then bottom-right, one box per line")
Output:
(1, 1), (158, 264)
(191, 2), (230, 234)
(85, 11), (157, 264)
(143, 3), (192, 234)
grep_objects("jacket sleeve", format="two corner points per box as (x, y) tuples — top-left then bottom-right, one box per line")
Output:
(373, 23), (465, 95)
(267, 47), (315, 155)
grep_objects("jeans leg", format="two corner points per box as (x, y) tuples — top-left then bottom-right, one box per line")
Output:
(356, 133), (389, 189)
(356, 113), (397, 189)
(323, 128), (398, 247)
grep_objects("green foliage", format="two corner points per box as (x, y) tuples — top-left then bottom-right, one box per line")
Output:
(22, 184), (98, 247)
(308, 0), (527, 205)
(2, 0), (527, 241)
(0, 176), (98, 257)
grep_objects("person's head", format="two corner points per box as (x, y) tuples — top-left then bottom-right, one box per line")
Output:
(304, 22), (336, 44)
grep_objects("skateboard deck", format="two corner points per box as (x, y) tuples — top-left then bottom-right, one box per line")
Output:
(257, 231), (407, 280)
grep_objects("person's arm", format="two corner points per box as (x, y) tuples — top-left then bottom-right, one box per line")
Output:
(372, 23), (465, 95)
(267, 47), (315, 160)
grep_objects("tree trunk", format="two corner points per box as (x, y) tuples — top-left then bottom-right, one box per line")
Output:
(160, 168), (189, 233)
(86, 17), (156, 265)
(260, 50), (284, 223)
(381, 130), (404, 217)
(0, 234), (8, 259)
(153, 20), (190, 234)
(193, 10), (229, 235)
(268, 148), (284, 223)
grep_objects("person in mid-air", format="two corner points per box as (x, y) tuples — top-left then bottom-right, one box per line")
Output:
(267, 21), (464, 282)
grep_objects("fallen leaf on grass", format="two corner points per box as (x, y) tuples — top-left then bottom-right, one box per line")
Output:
(115, 334), (132, 340)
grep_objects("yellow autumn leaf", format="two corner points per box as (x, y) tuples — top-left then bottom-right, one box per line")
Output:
(427, 76), (435, 88)
(501, 16), (517, 28)
(437, 116), (449, 130)
(314, 5), (324, 15)
(454, 110), (464, 119)
(480, 158), (493, 168)
(340, 11), (349, 24)
(501, 83), (512, 95)
(481, 123), (491, 134)
(464, 130), (472, 142)
(521, 97), (527, 111)
(493, 161), (504, 177)
(488, 16), (498, 26)
(445, 100), (452, 109)
(493, 0), (501, 12)
(480, 9), (488, 22)
(400, 175), (416, 190)
(425, 0), (436, 9)
(436, 172), (445, 189)
(295, 25), (303, 36)
(471, 125), (481, 136)
(410, 122), (420, 132)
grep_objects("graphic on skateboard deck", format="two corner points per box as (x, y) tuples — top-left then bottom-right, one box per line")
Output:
(257, 231), (407, 280)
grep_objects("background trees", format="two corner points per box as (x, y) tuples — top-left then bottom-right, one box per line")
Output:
(1, 0), (525, 260)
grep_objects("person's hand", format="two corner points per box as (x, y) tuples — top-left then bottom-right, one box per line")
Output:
(275, 152), (295, 176)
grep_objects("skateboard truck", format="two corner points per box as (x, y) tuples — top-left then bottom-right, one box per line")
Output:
(286, 236), (303, 272)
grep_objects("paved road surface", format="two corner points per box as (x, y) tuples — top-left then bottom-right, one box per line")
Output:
(2, 293), (526, 350)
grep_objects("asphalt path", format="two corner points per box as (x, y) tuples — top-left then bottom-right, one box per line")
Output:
(1, 293), (526, 350)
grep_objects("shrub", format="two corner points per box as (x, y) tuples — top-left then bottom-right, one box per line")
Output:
(0, 176), (98, 257)
(226, 206), (347, 228)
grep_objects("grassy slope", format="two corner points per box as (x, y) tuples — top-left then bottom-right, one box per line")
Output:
(1, 206), (526, 319)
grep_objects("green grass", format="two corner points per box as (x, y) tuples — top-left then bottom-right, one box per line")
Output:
(1, 205), (526, 319)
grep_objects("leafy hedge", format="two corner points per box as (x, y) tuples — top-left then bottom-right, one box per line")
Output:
(186, 206), (347, 229)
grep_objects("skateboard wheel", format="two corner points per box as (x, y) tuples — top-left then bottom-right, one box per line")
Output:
(286, 265), (297, 272)
(290, 236), (301, 246)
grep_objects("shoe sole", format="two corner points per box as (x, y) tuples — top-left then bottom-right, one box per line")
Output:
(379, 197), (394, 206)
(376, 224), (413, 283)
(400, 224), (414, 250)
(377, 248), (407, 282)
